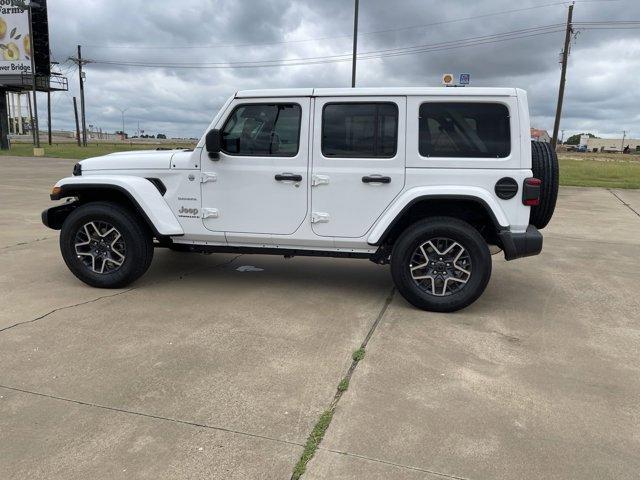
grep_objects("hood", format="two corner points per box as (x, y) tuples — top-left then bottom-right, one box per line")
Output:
(80, 150), (188, 171)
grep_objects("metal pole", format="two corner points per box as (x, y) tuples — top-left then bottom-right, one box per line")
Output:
(28, 6), (40, 148)
(551, 3), (574, 150)
(78, 45), (87, 146)
(73, 96), (81, 147)
(120, 108), (128, 141)
(621, 130), (626, 152)
(351, 0), (359, 88)
(27, 87), (34, 144)
(17, 93), (23, 135)
(47, 90), (52, 145)
(0, 91), (10, 150)
(10, 93), (16, 134)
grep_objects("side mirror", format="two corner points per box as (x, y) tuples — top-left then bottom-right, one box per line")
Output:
(205, 129), (222, 159)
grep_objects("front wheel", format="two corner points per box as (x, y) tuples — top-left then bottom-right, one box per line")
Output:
(60, 202), (154, 288)
(390, 217), (492, 312)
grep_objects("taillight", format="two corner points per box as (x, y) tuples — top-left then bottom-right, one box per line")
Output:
(523, 178), (542, 206)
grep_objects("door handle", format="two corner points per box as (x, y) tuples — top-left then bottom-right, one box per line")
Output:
(275, 173), (303, 182)
(362, 175), (391, 184)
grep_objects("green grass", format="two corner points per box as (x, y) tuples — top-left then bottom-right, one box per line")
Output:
(291, 409), (334, 480)
(352, 348), (366, 362)
(0, 142), (196, 160)
(337, 378), (349, 392)
(559, 158), (640, 189)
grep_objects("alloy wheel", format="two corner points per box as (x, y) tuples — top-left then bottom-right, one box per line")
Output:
(74, 221), (126, 274)
(409, 237), (472, 296)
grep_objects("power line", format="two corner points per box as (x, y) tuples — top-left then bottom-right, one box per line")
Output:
(90, 24), (567, 70)
(82, 1), (576, 51)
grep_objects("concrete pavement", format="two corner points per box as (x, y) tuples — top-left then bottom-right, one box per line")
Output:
(0, 156), (639, 479)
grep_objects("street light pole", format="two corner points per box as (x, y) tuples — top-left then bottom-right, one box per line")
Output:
(119, 108), (128, 142)
(351, 0), (359, 88)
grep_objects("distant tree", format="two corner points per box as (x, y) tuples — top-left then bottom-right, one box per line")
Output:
(566, 133), (597, 145)
(157, 133), (167, 139)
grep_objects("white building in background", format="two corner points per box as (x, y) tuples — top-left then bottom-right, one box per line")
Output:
(580, 135), (640, 153)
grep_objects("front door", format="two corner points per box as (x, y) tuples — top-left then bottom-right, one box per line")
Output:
(201, 98), (310, 235)
(311, 97), (406, 238)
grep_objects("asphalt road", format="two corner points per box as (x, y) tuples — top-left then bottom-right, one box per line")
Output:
(1, 156), (639, 479)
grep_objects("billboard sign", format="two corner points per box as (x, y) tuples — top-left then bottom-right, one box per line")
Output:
(0, 1), (32, 75)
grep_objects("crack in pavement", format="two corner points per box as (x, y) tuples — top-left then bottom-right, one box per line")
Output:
(0, 253), (243, 334)
(608, 189), (640, 218)
(0, 236), (53, 252)
(331, 288), (395, 410)
(0, 384), (304, 449)
(290, 288), (395, 479)
(321, 448), (473, 480)
(0, 289), (133, 333)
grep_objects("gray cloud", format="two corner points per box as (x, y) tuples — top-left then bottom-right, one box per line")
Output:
(45, 0), (640, 139)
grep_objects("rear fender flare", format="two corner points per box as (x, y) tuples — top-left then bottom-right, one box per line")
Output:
(367, 186), (509, 245)
(51, 176), (184, 237)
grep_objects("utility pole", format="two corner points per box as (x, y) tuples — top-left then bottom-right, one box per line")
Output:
(77, 45), (87, 146)
(351, 0), (359, 88)
(551, 3), (574, 150)
(69, 46), (91, 146)
(73, 97), (81, 147)
(621, 130), (626, 152)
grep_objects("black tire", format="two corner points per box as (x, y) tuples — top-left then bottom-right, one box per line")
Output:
(391, 217), (492, 312)
(530, 140), (559, 229)
(60, 202), (154, 288)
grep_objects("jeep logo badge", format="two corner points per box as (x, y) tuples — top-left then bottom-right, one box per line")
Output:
(178, 206), (199, 217)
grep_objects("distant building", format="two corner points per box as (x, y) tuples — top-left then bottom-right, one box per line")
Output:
(531, 128), (551, 143)
(583, 137), (640, 153)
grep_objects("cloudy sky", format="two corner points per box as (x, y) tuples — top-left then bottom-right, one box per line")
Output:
(44, 0), (640, 140)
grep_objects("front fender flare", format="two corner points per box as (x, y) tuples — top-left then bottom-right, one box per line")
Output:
(367, 186), (509, 245)
(51, 176), (184, 236)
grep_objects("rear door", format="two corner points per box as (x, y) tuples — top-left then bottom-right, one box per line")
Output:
(310, 97), (406, 238)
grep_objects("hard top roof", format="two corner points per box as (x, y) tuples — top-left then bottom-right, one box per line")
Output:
(235, 87), (520, 98)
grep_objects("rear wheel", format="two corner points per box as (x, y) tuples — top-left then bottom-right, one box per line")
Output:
(530, 140), (559, 229)
(391, 217), (491, 312)
(60, 202), (153, 288)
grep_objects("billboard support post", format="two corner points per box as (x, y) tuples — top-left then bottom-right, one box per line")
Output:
(27, 4), (40, 148)
(0, 92), (9, 150)
(47, 90), (51, 144)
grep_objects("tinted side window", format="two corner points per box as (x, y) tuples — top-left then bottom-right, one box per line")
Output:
(419, 103), (510, 158)
(221, 104), (301, 156)
(322, 103), (398, 158)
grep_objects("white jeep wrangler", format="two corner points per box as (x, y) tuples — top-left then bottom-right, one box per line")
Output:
(43, 87), (558, 312)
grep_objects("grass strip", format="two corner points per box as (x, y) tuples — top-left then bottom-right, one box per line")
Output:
(291, 410), (335, 480)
